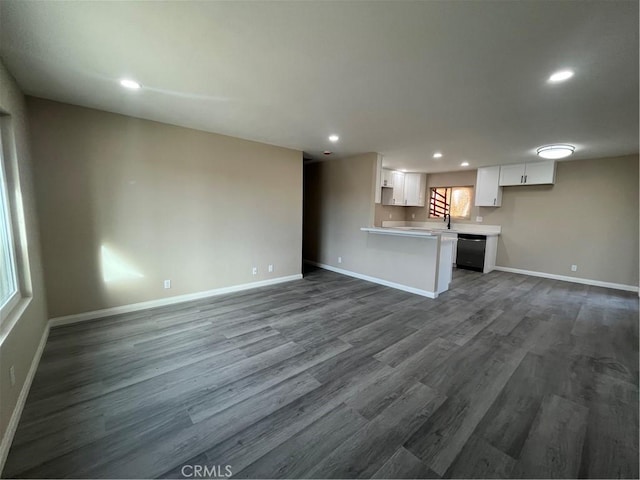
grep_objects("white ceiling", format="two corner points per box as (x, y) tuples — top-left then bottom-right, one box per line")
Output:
(1, 1), (638, 172)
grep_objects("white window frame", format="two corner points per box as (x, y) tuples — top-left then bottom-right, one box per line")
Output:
(428, 185), (473, 220)
(0, 132), (20, 326)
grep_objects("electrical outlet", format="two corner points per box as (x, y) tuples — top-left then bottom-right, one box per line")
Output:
(388, 213), (392, 219)
(411, 213), (415, 219)
(163, 279), (171, 289)
(10, 366), (15, 387)
(476, 216), (483, 222)
(571, 264), (578, 272)
(338, 256), (342, 264)
(268, 264), (273, 273)
(252, 267), (258, 275)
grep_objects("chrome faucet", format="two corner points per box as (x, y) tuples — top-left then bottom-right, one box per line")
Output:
(444, 213), (451, 230)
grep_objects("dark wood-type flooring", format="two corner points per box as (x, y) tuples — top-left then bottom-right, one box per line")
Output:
(2, 267), (638, 479)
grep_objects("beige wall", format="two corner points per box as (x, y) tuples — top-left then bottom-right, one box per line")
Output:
(409, 156), (639, 287)
(304, 154), (377, 264)
(27, 98), (302, 318)
(0, 63), (48, 466)
(304, 153), (438, 292)
(374, 204), (407, 226)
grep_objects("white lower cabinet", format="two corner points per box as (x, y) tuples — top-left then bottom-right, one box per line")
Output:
(440, 232), (458, 265)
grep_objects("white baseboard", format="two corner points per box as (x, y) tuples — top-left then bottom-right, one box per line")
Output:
(50, 274), (303, 327)
(493, 266), (639, 293)
(305, 260), (437, 298)
(0, 323), (50, 474)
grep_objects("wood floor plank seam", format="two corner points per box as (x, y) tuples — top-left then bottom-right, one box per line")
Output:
(2, 267), (637, 479)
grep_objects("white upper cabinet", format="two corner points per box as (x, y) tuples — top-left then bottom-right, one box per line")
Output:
(499, 160), (556, 186)
(381, 168), (393, 187)
(403, 173), (427, 206)
(391, 171), (405, 205)
(524, 160), (556, 184)
(498, 164), (526, 186)
(381, 169), (426, 206)
(475, 166), (502, 207)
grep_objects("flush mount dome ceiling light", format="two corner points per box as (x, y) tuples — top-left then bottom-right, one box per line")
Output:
(548, 69), (574, 83)
(536, 144), (575, 159)
(120, 78), (141, 90)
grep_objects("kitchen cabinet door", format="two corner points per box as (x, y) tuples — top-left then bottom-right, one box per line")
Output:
(499, 164), (526, 186)
(524, 160), (556, 184)
(403, 173), (427, 206)
(475, 166), (502, 206)
(381, 168), (393, 187)
(391, 171), (405, 205)
(499, 161), (556, 186)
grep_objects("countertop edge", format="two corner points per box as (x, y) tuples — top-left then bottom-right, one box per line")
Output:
(376, 226), (500, 237)
(360, 227), (439, 239)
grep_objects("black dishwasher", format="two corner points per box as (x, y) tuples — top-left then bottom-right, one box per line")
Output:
(456, 234), (486, 272)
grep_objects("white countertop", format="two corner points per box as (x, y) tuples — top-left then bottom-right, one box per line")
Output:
(360, 227), (438, 238)
(360, 227), (458, 241)
(381, 221), (501, 236)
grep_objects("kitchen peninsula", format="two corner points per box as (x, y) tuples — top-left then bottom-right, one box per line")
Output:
(381, 221), (501, 273)
(359, 227), (456, 298)
(357, 222), (501, 298)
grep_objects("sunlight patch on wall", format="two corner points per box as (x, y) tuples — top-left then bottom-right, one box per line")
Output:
(100, 245), (144, 283)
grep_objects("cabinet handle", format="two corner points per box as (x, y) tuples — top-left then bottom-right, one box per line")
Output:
(524, 175), (527, 183)
(520, 175), (524, 183)
(493, 198), (496, 205)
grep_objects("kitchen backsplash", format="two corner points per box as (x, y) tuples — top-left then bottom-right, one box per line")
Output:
(374, 203), (407, 226)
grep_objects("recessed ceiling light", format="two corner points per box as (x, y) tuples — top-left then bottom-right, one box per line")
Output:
(401, 169), (407, 172)
(328, 134), (339, 142)
(460, 161), (469, 167)
(536, 144), (575, 159)
(548, 70), (574, 83)
(120, 79), (141, 90)
(433, 152), (443, 159)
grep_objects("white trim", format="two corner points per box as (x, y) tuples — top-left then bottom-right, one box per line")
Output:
(493, 266), (639, 292)
(50, 274), (303, 327)
(0, 292), (20, 328)
(305, 260), (437, 298)
(0, 297), (33, 346)
(0, 323), (49, 474)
